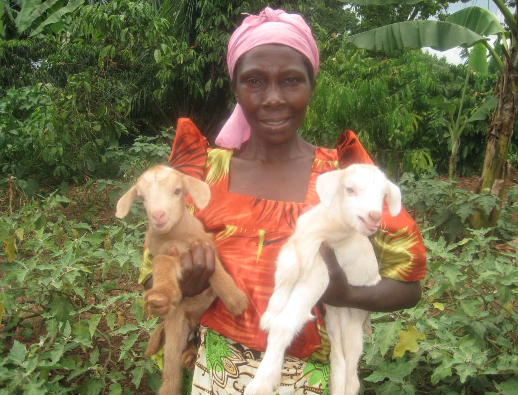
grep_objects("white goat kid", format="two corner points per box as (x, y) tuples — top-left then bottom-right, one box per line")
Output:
(244, 164), (401, 395)
(116, 166), (248, 395)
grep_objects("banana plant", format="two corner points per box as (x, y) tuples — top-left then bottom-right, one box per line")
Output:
(343, 1), (517, 227)
(0, 0), (84, 39)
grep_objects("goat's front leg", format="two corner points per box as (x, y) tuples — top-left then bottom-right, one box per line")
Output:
(209, 256), (248, 316)
(245, 263), (329, 395)
(325, 306), (347, 394)
(145, 255), (182, 317)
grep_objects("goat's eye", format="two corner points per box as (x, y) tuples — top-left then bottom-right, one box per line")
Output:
(346, 187), (355, 194)
(174, 188), (182, 195)
(138, 195), (145, 201)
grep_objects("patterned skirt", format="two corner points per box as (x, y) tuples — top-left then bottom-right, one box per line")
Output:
(186, 326), (330, 395)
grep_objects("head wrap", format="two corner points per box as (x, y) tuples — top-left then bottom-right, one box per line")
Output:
(215, 7), (319, 149)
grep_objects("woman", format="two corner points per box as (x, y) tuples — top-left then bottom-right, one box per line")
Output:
(140, 7), (426, 394)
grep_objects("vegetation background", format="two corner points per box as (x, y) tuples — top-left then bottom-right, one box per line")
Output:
(0, 0), (517, 394)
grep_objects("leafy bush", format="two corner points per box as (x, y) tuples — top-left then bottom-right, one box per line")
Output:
(362, 228), (518, 394)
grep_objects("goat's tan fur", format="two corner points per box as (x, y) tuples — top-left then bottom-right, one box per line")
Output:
(116, 166), (248, 395)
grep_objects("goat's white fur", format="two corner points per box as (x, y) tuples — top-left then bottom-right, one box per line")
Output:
(116, 166), (248, 395)
(244, 164), (401, 395)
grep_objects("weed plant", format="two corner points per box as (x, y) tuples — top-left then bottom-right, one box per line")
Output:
(0, 143), (517, 394)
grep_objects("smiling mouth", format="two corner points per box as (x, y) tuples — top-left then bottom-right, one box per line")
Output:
(261, 118), (290, 127)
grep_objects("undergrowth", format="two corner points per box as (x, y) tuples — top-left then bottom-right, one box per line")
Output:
(0, 141), (517, 394)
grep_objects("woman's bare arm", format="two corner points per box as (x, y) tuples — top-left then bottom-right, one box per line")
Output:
(319, 243), (422, 312)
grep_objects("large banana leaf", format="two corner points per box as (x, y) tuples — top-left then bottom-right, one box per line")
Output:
(346, 21), (487, 52)
(446, 6), (505, 36)
(340, 0), (423, 4)
(18, 0), (60, 36)
(469, 42), (488, 74)
(30, 0), (84, 37)
(15, 0), (41, 34)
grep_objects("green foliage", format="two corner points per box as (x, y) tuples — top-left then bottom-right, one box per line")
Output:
(363, 224), (518, 394)
(0, 188), (161, 394)
(0, 0), (84, 39)
(301, 49), (497, 176)
(354, 172), (518, 394)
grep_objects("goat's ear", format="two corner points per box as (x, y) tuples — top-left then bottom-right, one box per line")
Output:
(316, 170), (343, 208)
(116, 185), (138, 219)
(182, 175), (211, 209)
(387, 180), (402, 217)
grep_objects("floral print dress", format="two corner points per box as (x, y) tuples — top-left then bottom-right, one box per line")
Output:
(138, 118), (427, 394)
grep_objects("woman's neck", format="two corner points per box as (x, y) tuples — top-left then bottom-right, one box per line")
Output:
(235, 134), (315, 162)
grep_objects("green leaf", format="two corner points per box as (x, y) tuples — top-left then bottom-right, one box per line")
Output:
(346, 21), (487, 52)
(19, 0), (59, 35)
(113, 324), (138, 335)
(29, 0), (85, 37)
(468, 43), (488, 74)
(23, 381), (47, 395)
(106, 313), (116, 331)
(86, 378), (103, 395)
(376, 320), (402, 356)
(431, 358), (454, 385)
(495, 378), (518, 394)
(88, 314), (102, 338)
(154, 49), (162, 63)
(49, 296), (74, 322)
(446, 6), (505, 37)
(14, 0), (40, 35)
(467, 96), (498, 122)
(131, 367), (145, 388)
(392, 325), (425, 359)
(109, 383), (122, 395)
(8, 340), (27, 365)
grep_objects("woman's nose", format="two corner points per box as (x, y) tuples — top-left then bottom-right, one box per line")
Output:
(263, 84), (285, 107)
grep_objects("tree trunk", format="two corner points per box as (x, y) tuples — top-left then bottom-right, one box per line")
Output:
(472, 51), (518, 228)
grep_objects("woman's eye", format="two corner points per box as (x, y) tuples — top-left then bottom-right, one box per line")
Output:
(246, 78), (261, 85)
(285, 77), (298, 84)
(174, 188), (182, 195)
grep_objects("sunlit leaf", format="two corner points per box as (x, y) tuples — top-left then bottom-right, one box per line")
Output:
(8, 340), (27, 365)
(392, 325), (425, 359)
(446, 6), (505, 36)
(346, 21), (487, 52)
(3, 235), (16, 262)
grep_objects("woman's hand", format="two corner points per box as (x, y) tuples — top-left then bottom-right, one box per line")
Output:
(319, 242), (352, 306)
(143, 242), (216, 296)
(319, 242), (422, 312)
(178, 242), (215, 297)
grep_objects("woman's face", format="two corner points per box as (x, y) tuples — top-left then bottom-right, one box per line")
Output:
(233, 44), (314, 145)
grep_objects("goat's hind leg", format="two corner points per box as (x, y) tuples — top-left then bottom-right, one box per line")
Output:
(326, 307), (347, 394)
(160, 312), (191, 395)
(260, 243), (301, 331)
(245, 263), (329, 395)
(145, 255), (182, 317)
(342, 309), (367, 395)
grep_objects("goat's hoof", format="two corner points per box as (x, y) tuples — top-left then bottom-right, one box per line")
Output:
(181, 343), (198, 370)
(225, 290), (249, 316)
(144, 287), (182, 316)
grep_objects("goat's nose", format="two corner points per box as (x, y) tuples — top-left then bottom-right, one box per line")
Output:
(368, 210), (382, 223)
(152, 210), (166, 222)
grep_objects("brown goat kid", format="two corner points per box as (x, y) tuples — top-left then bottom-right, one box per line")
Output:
(116, 166), (248, 395)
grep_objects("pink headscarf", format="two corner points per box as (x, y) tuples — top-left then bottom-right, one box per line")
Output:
(215, 7), (319, 149)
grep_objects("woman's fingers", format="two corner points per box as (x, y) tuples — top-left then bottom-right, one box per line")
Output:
(319, 242), (341, 275)
(179, 242), (215, 297)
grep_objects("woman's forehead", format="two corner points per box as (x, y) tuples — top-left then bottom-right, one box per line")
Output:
(237, 44), (309, 72)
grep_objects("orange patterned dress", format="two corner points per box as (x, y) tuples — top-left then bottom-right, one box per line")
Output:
(139, 118), (426, 393)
